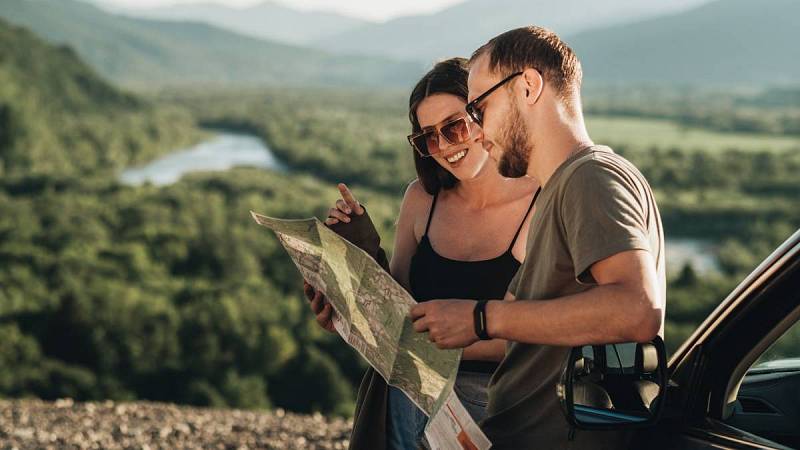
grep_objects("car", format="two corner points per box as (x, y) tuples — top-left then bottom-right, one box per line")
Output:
(559, 228), (800, 449)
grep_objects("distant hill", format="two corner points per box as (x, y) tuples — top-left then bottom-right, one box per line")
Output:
(313, 0), (710, 63)
(0, 18), (199, 176)
(116, 1), (367, 45)
(568, 0), (800, 84)
(0, 0), (421, 88)
(312, 0), (799, 85)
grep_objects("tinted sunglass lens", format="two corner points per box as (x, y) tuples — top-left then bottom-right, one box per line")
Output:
(412, 132), (434, 156)
(441, 118), (469, 144)
(424, 132), (440, 155)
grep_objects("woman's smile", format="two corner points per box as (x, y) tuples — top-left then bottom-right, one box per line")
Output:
(442, 147), (469, 166)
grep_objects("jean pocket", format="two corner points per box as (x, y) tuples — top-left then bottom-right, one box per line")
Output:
(453, 370), (490, 407)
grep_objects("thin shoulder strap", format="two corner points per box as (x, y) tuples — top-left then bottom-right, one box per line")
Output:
(423, 193), (439, 236)
(508, 187), (541, 251)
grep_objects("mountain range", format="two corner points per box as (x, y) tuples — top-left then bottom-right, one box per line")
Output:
(569, 0), (800, 84)
(0, 0), (421, 88)
(2, 0), (797, 87)
(310, 0), (711, 63)
(109, 1), (366, 45)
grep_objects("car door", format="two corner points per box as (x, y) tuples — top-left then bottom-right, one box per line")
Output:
(637, 229), (800, 450)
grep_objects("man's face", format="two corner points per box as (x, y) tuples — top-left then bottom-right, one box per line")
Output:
(468, 54), (533, 178)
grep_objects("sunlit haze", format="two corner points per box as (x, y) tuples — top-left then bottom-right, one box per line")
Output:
(92, 0), (468, 22)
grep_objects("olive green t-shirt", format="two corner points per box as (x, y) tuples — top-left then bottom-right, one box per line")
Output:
(481, 145), (665, 449)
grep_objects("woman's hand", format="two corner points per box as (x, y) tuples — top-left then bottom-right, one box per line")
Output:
(304, 280), (336, 334)
(325, 183), (365, 225)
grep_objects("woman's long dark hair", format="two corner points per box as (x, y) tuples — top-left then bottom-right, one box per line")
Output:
(408, 57), (469, 195)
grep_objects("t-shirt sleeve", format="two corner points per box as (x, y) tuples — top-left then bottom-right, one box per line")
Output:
(561, 161), (652, 283)
(507, 266), (522, 297)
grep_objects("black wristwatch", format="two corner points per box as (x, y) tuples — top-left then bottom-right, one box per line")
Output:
(473, 300), (491, 340)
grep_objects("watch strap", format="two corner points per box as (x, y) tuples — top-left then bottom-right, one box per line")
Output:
(473, 300), (491, 340)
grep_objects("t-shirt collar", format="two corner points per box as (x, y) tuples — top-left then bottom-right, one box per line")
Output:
(542, 144), (610, 190)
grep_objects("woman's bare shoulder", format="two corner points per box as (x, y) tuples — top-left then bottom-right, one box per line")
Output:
(401, 179), (434, 212)
(398, 179), (434, 237)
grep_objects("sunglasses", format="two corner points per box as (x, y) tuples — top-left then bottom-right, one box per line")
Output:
(465, 71), (523, 126)
(407, 115), (474, 157)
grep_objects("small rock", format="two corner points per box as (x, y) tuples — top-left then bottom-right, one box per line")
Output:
(54, 399), (74, 409)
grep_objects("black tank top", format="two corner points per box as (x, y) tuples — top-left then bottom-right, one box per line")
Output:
(408, 188), (540, 371)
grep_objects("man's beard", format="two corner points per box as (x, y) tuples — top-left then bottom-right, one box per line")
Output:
(496, 102), (533, 178)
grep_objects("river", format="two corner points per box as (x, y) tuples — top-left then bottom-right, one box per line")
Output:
(119, 132), (286, 186)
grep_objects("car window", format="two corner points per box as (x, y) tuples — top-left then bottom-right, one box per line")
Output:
(580, 344), (639, 374)
(727, 315), (800, 449)
(751, 320), (800, 372)
(604, 343), (637, 371)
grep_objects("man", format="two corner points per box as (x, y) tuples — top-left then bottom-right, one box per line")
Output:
(409, 27), (666, 449)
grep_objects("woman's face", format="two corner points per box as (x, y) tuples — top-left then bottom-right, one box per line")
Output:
(415, 93), (489, 181)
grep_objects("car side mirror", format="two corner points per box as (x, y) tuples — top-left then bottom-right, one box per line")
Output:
(557, 337), (667, 430)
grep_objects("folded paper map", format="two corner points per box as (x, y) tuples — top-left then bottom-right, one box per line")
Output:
(251, 212), (490, 450)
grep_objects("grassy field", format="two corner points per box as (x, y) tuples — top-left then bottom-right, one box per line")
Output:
(587, 116), (800, 152)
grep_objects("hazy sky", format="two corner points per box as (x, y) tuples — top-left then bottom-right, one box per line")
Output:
(94, 0), (467, 22)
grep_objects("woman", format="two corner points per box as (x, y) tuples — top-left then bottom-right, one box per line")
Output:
(306, 58), (540, 449)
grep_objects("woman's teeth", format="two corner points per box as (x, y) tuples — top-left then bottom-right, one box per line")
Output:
(446, 149), (467, 163)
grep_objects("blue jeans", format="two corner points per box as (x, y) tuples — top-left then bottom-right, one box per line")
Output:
(387, 370), (491, 450)
(387, 385), (427, 450)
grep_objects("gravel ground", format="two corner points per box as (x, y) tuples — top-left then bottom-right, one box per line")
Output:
(0, 399), (352, 449)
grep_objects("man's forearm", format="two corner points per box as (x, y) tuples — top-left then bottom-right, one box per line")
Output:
(462, 339), (506, 361)
(487, 284), (662, 346)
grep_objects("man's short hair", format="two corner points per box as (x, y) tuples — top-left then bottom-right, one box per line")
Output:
(470, 26), (583, 102)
